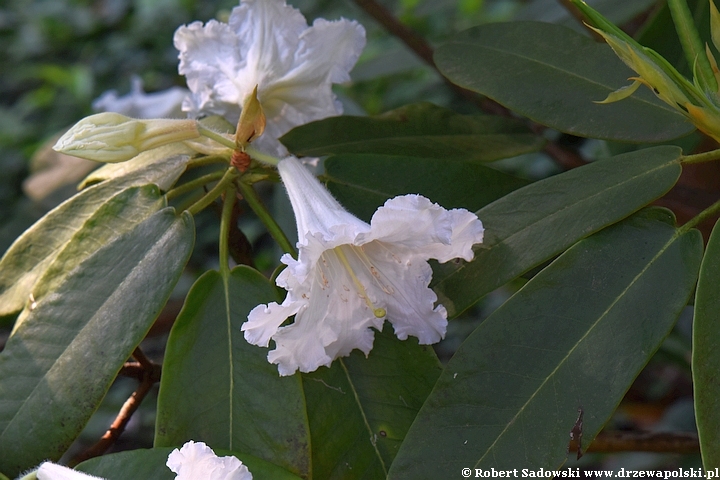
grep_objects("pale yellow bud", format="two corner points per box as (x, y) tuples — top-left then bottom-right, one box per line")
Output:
(235, 85), (266, 149)
(53, 112), (200, 163)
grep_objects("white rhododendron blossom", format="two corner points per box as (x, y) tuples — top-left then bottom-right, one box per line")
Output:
(92, 76), (188, 119)
(34, 462), (105, 480)
(242, 157), (484, 376)
(166, 441), (252, 480)
(173, 0), (365, 157)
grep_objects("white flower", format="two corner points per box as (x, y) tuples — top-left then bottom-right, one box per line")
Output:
(242, 157), (484, 376)
(166, 441), (252, 480)
(33, 462), (105, 480)
(173, 0), (365, 157)
(93, 76), (188, 119)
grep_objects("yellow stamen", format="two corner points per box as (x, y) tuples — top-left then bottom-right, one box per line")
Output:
(334, 246), (386, 318)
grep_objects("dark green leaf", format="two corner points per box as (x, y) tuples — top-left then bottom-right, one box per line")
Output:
(324, 154), (529, 222)
(0, 209), (194, 476)
(281, 103), (545, 162)
(435, 21), (694, 142)
(432, 145), (683, 317)
(390, 209), (703, 476)
(303, 325), (442, 479)
(0, 157), (188, 317)
(76, 447), (303, 480)
(694, 219), (720, 469)
(155, 267), (310, 478)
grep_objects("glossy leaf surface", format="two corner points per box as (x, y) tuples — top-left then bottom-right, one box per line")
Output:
(303, 326), (442, 479)
(432, 146), (683, 317)
(281, 103), (545, 162)
(324, 154), (528, 222)
(694, 220), (720, 469)
(390, 209), (703, 477)
(155, 267), (310, 478)
(435, 21), (694, 142)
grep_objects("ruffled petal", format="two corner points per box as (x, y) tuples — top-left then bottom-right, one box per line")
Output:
(364, 194), (453, 248)
(92, 76), (188, 119)
(421, 208), (485, 263)
(167, 441), (252, 480)
(243, 299), (303, 347)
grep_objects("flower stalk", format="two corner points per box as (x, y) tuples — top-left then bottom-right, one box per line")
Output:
(186, 167), (239, 216)
(235, 179), (296, 257)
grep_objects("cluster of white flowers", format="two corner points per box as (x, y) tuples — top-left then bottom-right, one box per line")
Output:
(78, 0), (484, 376)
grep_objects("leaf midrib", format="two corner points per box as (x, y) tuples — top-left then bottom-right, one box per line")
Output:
(473, 228), (681, 467)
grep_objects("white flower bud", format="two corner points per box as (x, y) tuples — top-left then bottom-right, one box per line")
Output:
(53, 112), (200, 163)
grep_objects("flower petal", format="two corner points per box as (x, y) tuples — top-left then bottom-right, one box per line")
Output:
(36, 462), (105, 480)
(167, 441), (252, 480)
(243, 299), (303, 347)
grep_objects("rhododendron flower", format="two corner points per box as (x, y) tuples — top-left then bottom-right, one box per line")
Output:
(93, 76), (188, 119)
(173, 0), (365, 156)
(242, 157), (484, 376)
(166, 441), (252, 480)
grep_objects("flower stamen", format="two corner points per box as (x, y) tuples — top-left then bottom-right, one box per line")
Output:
(334, 246), (387, 318)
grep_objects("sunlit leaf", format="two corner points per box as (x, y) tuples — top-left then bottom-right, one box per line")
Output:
(0, 209), (194, 476)
(0, 157), (188, 318)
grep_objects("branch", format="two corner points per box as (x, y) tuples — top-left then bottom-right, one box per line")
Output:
(70, 348), (161, 466)
(587, 431), (700, 454)
(351, 0), (588, 170)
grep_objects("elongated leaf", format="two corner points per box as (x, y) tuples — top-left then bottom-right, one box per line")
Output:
(77, 447), (303, 480)
(281, 103), (545, 162)
(11, 185), (164, 334)
(390, 209), (703, 477)
(432, 145), (683, 317)
(435, 21), (694, 142)
(79, 147), (192, 190)
(303, 325), (442, 479)
(0, 208), (194, 476)
(324, 154), (529, 222)
(0, 156), (188, 317)
(694, 219), (720, 469)
(155, 267), (310, 478)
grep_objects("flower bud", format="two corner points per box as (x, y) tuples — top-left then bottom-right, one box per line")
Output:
(235, 85), (266, 149)
(53, 112), (200, 163)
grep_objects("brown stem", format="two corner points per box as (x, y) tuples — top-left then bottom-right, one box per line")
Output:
(70, 350), (161, 465)
(351, 0), (588, 170)
(587, 431), (700, 454)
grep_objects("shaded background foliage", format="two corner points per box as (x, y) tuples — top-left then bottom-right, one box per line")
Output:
(0, 0), (713, 473)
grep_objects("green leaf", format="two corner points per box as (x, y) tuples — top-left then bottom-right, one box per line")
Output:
(79, 144), (193, 190)
(11, 185), (165, 333)
(0, 208), (194, 476)
(302, 325), (442, 479)
(694, 219), (720, 469)
(76, 447), (303, 480)
(324, 154), (529, 222)
(432, 145), (683, 317)
(281, 103), (545, 162)
(435, 21), (694, 142)
(389, 209), (703, 477)
(155, 266), (310, 478)
(0, 157), (188, 318)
